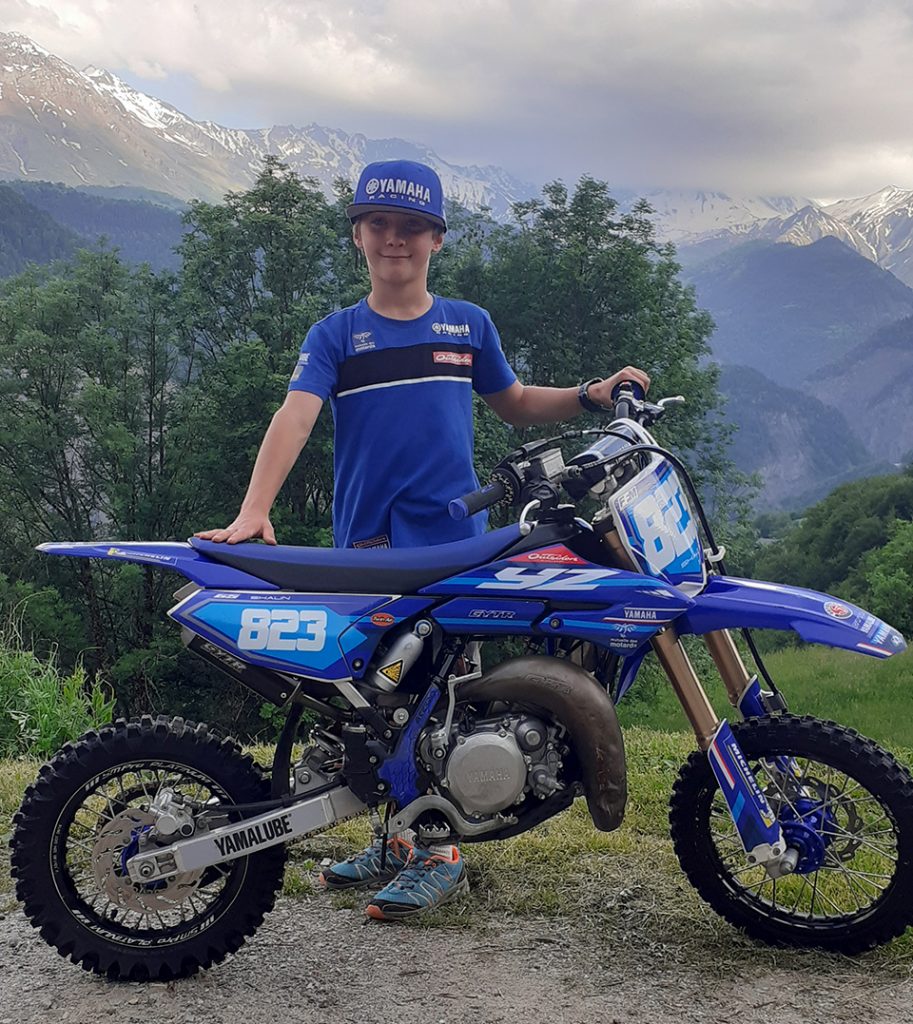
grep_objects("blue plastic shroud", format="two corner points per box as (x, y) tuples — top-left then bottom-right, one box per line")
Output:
(680, 576), (907, 659)
(169, 591), (433, 682)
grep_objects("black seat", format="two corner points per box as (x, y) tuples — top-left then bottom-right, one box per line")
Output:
(189, 524), (523, 593)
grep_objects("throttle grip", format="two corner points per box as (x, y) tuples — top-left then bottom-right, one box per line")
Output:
(448, 480), (508, 520)
(611, 380), (645, 420)
(611, 380), (645, 403)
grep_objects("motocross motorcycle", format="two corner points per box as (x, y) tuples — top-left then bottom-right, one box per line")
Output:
(11, 384), (913, 981)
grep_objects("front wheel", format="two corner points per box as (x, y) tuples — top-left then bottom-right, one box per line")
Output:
(11, 716), (287, 980)
(670, 715), (913, 953)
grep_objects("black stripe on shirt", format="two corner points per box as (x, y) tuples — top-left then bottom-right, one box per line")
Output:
(336, 343), (475, 396)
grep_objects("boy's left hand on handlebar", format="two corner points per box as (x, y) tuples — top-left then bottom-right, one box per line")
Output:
(590, 367), (651, 409)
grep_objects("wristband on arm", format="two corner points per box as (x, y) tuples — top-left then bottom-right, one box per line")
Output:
(577, 377), (607, 413)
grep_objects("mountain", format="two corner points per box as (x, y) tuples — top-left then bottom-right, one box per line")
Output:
(613, 188), (810, 244)
(671, 186), (913, 288)
(0, 32), (533, 215)
(684, 237), (913, 384)
(808, 315), (913, 464)
(823, 186), (913, 287)
(718, 365), (889, 509)
(5, 180), (185, 270)
(0, 183), (80, 275)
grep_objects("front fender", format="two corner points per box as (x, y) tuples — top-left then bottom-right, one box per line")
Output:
(679, 576), (907, 659)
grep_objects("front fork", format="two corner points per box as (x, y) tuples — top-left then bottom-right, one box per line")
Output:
(599, 525), (794, 873)
(651, 629), (789, 869)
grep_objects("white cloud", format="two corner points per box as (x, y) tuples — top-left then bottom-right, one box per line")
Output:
(3, 0), (913, 196)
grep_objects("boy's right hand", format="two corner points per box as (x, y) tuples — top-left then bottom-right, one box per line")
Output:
(193, 514), (277, 545)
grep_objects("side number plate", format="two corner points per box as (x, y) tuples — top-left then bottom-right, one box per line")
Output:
(238, 609), (328, 652)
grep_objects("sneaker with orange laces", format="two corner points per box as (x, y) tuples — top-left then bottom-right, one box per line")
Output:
(365, 844), (469, 920)
(318, 835), (413, 890)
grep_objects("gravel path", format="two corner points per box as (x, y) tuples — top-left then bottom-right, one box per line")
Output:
(2, 897), (912, 1024)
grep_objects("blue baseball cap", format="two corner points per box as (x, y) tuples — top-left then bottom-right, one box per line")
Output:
(347, 159), (447, 232)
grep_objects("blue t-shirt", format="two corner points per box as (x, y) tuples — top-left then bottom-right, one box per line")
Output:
(288, 296), (517, 549)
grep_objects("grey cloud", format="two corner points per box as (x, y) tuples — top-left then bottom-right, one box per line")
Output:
(2, 0), (913, 196)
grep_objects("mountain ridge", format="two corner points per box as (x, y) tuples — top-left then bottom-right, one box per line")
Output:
(0, 31), (533, 216)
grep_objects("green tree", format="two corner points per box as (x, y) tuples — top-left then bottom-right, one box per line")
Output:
(754, 468), (913, 594)
(178, 159), (362, 543)
(847, 520), (913, 634)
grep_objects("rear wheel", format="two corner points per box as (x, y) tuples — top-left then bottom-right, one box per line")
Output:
(669, 715), (913, 953)
(12, 716), (287, 980)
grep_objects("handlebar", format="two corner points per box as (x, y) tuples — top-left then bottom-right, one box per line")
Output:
(449, 386), (685, 519)
(448, 479), (508, 521)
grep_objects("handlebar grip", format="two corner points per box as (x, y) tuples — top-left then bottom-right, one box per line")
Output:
(449, 480), (508, 520)
(611, 380), (645, 403)
(611, 380), (645, 421)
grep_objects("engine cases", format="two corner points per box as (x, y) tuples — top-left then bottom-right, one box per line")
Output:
(458, 655), (627, 831)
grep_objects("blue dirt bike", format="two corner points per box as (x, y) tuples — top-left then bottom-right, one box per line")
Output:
(12, 383), (912, 980)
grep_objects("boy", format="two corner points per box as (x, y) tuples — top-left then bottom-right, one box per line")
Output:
(196, 159), (650, 918)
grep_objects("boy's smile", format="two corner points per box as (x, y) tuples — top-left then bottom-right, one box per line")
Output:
(354, 211), (443, 282)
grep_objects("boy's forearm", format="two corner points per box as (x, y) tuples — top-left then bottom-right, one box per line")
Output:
(239, 407), (315, 515)
(506, 385), (582, 427)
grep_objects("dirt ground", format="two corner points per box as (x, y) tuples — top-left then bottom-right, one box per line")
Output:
(2, 896), (912, 1024)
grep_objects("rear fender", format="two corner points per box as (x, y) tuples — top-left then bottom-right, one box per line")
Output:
(37, 541), (277, 590)
(679, 576), (907, 659)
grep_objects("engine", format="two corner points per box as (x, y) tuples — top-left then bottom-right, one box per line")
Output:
(420, 712), (566, 817)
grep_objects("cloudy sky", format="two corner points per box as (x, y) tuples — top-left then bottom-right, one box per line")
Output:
(3, 0), (913, 199)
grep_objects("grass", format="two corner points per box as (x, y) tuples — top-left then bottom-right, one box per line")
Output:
(617, 646), (913, 747)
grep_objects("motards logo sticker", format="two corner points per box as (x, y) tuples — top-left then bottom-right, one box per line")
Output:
(509, 545), (587, 566)
(433, 351), (472, 366)
(824, 601), (852, 620)
(213, 814), (292, 857)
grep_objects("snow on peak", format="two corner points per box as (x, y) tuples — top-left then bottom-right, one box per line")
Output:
(0, 31), (51, 57)
(80, 65), (188, 132)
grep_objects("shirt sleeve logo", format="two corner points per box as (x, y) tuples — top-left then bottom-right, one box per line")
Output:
(433, 351), (473, 366)
(290, 352), (309, 381)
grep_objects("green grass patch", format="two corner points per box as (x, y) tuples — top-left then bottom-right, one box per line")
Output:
(617, 646), (913, 748)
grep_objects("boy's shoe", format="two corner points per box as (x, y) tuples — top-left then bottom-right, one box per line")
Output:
(318, 835), (413, 891)
(365, 845), (468, 920)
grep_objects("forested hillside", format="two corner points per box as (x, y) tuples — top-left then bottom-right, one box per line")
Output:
(0, 184), (79, 275)
(752, 468), (913, 635)
(0, 181), (186, 274)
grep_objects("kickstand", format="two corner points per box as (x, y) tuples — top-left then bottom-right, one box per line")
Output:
(378, 803), (392, 873)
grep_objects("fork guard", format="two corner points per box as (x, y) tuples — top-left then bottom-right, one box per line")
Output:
(458, 655), (627, 831)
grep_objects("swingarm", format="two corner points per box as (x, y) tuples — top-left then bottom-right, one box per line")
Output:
(126, 784), (365, 883)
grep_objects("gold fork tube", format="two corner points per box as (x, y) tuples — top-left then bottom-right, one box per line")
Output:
(651, 629), (720, 750)
(596, 519), (720, 750)
(703, 629), (754, 708)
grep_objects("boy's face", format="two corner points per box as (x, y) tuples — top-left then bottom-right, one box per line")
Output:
(353, 211), (443, 286)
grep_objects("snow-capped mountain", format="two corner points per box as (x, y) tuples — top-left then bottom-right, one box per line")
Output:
(668, 186), (913, 287)
(823, 186), (913, 286)
(0, 32), (533, 215)
(612, 188), (811, 242)
(4, 30), (913, 282)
